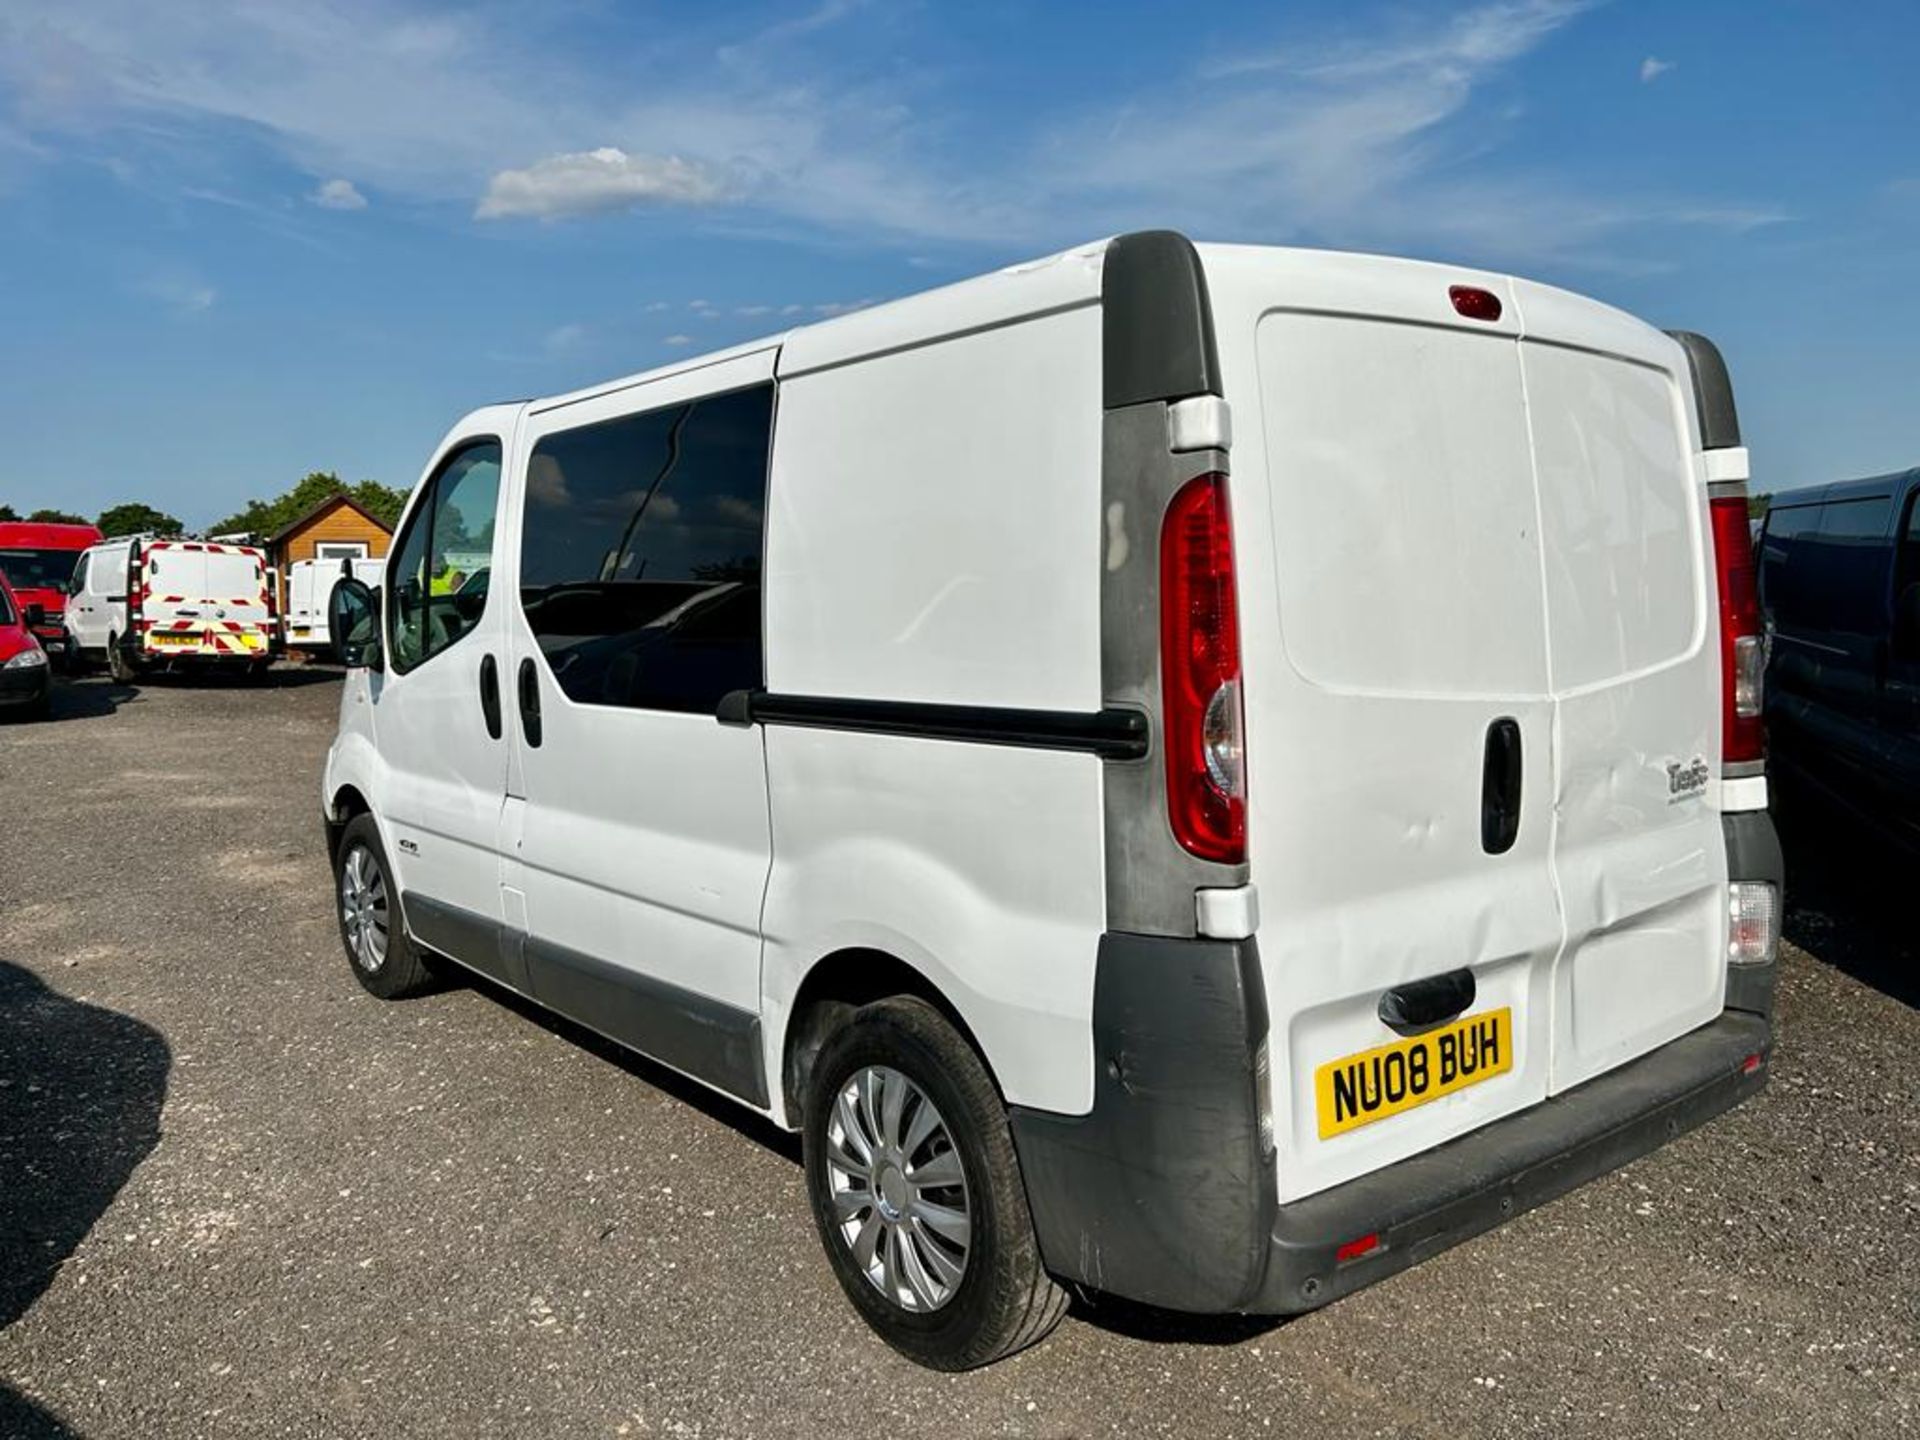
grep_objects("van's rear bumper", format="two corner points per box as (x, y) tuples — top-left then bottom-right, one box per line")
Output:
(1250, 1009), (1768, 1314)
(1010, 932), (1771, 1318)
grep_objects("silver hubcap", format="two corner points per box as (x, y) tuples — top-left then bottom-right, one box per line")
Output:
(340, 844), (390, 973)
(825, 1065), (971, 1312)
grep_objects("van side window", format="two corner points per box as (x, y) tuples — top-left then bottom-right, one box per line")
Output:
(387, 441), (502, 674)
(69, 554), (89, 595)
(1812, 494), (1893, 635)
(1757, 502), (1821, 628)
(518, 383), (773, 713)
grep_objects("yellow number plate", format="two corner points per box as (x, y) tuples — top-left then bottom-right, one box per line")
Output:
(1315, 1007), (1513, 1139)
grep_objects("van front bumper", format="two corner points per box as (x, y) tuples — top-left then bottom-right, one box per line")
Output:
(0, 662), (51, 707)
(1009, 932), (1771, 1318)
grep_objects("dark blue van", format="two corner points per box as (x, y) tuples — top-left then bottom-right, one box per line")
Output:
(1758, 468), (1920, 841)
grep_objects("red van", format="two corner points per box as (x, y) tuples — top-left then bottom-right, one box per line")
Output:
(0, 520), (106, 667)
(0, 569), (51, 719)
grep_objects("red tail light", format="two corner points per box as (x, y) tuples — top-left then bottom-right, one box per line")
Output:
(1709, 495), (1764, 764)
(1160, 473), (1246, 864)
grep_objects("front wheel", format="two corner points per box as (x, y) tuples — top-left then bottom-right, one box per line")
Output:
(332, 814), (434, 999)
(802, 996), (1067, 1369)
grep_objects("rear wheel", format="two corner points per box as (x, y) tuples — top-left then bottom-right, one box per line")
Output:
(105, 634), (135, 684)
(802, 996), (1067, 1369)
(333, 813), (434, 999)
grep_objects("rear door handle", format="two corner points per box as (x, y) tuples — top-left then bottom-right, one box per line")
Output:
(478, 653), (502, 740)
(1379, 968), (1477, 1033)
(1481, 716), (1522, 855)
(517, 656), (542, 748)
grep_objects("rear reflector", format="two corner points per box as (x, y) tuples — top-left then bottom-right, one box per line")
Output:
(1448, 285), (1503, 322)
(1741, 1052), (1764, 1076)
(1335, 1233), (1381, 1264)
(1710, 496), (1765, 764)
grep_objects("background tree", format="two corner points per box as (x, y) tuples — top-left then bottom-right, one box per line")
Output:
(0, 504), (16, 522)
(26, 508), (88, 525)
(207, 472), (409, 538)
(96, 502), (183, 537)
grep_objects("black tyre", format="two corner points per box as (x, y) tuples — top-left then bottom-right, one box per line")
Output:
(105, 634), (135, 684)
(332, 813), (434, 999)
(802, 996), (1067, 1369)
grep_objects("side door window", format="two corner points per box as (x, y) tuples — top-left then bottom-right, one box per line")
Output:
(388, 441), (502, 674)
(518, 384), (772, 712)
(69, 554), (89, 596)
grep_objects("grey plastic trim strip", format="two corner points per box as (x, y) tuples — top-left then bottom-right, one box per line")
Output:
(1667, 331), (1742, 450)
(401, 893), (768, 1107)
(1010, 931), (1274, 1312)
(525, 936), (769, 1108)
(1102, 231), (1222, 409)
(404, 891), (526, 991)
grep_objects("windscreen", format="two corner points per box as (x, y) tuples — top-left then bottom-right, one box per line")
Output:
(0, 548), (81, 591)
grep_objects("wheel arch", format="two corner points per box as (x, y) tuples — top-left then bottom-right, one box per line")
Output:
(324, 782), (372, 862)
(779, 947), (1000, 1128)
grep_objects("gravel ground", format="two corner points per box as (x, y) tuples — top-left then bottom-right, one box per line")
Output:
(1, 669), (1914, 1439)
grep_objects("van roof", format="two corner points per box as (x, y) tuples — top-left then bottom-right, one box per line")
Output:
(527, 237), (1112, 413)
(516, 232), (1674, 416)
(1768, 469), (1920, 510)
(0, 521), (105, 548)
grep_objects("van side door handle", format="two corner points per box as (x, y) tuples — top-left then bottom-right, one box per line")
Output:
(517, 656), (543, 748)
(478, 653), (502, 740)
(1481, 716), (1522, 855)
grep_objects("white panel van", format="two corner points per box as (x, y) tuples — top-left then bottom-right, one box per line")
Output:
(285, 555), (379, 655)
(67, 537), (276, 680)
(320, 232), (1781, 1369)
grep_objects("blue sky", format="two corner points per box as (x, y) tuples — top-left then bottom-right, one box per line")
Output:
(0, 0), (1914, 526)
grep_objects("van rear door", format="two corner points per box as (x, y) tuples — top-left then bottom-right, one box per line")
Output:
(142, 543), (273, 657)
(1510, 282), (1727, 1092)
(1233, 259), (1562, 1203)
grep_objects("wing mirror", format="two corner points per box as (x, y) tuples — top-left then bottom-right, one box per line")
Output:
(330, 576), (384, 671)
(22, 603), (45, 629)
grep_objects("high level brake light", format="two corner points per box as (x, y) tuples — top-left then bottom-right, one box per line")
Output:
(1709, 496), (1764, 764)
(1160, 473), (1246, 864)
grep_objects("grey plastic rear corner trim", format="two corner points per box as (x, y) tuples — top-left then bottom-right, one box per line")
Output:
(1666, 330), (1742, 450)
(1098, 404), (1247, 935)
(1103, 231), (1222, 409)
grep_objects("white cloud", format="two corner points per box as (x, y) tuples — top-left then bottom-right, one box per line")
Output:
(310, 177), (366, 209)
(662, 333), (692, 346)
(136, 273), (216, 314)
(1640, 56), (1674, 83)
(0, 0), (1782, 269)
(476, 147), (720, 220)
